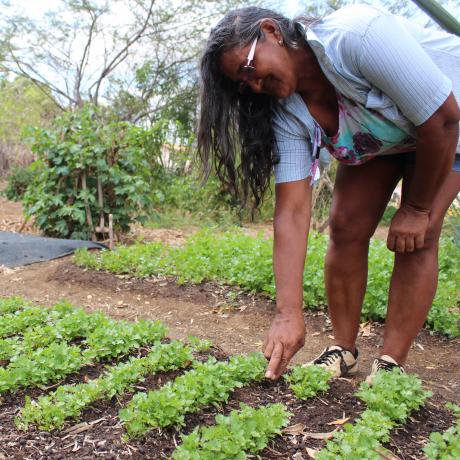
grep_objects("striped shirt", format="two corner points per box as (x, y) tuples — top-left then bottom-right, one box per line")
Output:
(273, 5), (460, 184)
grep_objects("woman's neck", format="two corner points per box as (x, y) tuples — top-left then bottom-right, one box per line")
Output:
(290, 43), (336, 100)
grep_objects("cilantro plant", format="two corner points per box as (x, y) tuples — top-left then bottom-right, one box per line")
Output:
(82, 318), (167, 360)
(424, 403), (460, 459)
(316, 410), (395, 460)
(119, 353), (266, 438)
(424, 421), (460, 459)
(0, 297), (29, 315)
(0, 303), (167, 393)
(0, 302), (74, 338)
(356, 369), (431, 424)
(317, 369), (431, 460)
(172, 403), (292, 460)
(284, 364), (332, 400)
(0, 307), (110, 361)
(17, 340), (193, 431)
(0, 342), (85, 394)
(75, 228), (460, 337)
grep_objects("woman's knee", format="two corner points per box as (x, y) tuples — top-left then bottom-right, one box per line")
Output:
(329, 208), (376, 244)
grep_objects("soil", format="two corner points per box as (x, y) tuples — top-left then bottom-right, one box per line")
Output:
(0, 345), (456, 460)
(0, 185), (459, 459)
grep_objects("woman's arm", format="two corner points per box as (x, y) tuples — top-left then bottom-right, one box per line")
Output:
(355, 12), (460, 252)
(387, 94), (460, 252)
(264, 177), (312, 379)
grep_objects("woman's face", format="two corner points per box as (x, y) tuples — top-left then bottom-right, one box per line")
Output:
(219, 22), (298, 99)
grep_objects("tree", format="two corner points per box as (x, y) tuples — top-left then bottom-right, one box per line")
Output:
(0, 76), (60, 173)
(0, 0), (241, 116)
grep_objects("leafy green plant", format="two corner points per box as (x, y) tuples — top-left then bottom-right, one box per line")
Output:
(424, 421), (460, 459)
(2, 164), (40, 201)
(316, 410), (395, 460)
(0, 297), (30, 315)
(317, 369), (431, 460)
(0, 305), (167, 393)
(357, 369), (431, 423)
(82, 319), (167, 361)
(119, 353), (266, 438)
(0, 307), (110, 361)
(0, 342), (85, 393)
(187, 335), (213, 352)
(17, 340), (193, 431)
(22, 105), (164, 239)
(284, 364), (332, 400)
(424, 403), (460, 459)
(0, 302), (74, 338)
(172, 403), (292, 460)
(76, 228), (460, 337)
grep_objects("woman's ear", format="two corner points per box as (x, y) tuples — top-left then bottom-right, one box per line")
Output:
(259, 19), (282, 43)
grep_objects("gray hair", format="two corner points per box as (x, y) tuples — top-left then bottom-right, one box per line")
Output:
(197, 7), (317, 211)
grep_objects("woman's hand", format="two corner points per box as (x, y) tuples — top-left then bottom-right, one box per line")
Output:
(263, 309), (306, 380)
(387, 204), (430, 253)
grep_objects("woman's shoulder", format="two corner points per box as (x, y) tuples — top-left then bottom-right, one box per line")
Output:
(272, 94), (314, 139)
(316, 4), (390, 37)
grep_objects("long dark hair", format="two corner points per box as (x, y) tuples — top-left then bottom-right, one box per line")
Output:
(198, 7), (314, 210)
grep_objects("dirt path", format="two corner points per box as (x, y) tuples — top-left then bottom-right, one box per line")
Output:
(1, 256), (459, 404)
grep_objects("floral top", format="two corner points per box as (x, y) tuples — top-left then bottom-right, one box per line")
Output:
(320, 92), (416, 165)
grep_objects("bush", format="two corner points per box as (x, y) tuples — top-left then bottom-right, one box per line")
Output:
(2, 164), (40, 201)
(22, 105), (165, 239)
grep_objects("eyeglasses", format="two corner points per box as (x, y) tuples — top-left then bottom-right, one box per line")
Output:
(238, 37), (258, 94)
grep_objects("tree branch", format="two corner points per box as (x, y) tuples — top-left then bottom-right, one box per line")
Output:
(92, 0), (156, 104)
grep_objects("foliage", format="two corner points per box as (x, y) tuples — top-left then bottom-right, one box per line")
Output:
(0, 306), (110, 361)
(0, 296), (30, 315)
(17, 340), (193, 431)
(357, 369), (431, 423)
(0, 77), (58, 142)
(146, 170), (276, 229)
(75, 229), (460, 337)
(284, 364), (332, 400)
(0, 302), (74, 338)
(424, 403), (460, 459)
(22, 105), (163, 239)
(186, 335), (213, 352)
(2, 163), (40, 201)
(0, 302), (167, 394)
(317, 369), (431, 459)
(0, 341), (85, 394)
(0, 77), (59, 175)
(119, 353), (266, 438)
(172, 403), (292, 460)
(424, 421), (460, 459)
(316, 410), (395, 460)
(82, 319), (167, 361)
(379, 204), (398, 226)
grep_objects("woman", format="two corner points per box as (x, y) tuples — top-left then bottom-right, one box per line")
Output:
(198, 4), (460, 382)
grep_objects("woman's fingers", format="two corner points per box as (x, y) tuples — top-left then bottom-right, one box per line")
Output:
(387, 233), (396, 251)
(263, 339), (274, 360)
(265, 342), (284, 379)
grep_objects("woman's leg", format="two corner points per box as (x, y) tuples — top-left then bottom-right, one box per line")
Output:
(325, 158), (403, 352)
(382, 168), (460, 363)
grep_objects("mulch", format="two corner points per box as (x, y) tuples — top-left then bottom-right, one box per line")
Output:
(0, 346), (455, 460)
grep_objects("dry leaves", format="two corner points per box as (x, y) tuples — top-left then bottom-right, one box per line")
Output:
(326, 412), (350, 426)
(282, 423), (338, 440)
